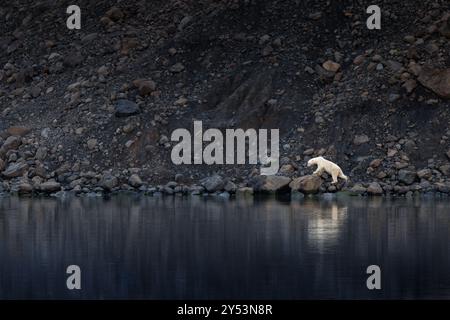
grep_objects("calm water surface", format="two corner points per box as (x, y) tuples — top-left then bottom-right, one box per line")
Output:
(0, 194), (449, 299)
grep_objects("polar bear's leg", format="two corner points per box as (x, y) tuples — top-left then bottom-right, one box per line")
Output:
(313, 167), (324, 175)
(331, 171), (339, 184)
(338, 170), (348, 181)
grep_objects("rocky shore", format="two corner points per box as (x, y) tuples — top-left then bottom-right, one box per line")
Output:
(1, 1), (450, 199)
(1, 126), (450, 199)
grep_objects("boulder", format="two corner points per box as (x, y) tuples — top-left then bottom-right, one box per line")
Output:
(289, 175), (322, 194)
(439, 164), (450, 176)
(100, 173), (119, 191)
(417, 168), (432, 180)
(261, 175), (291, 192)
(115, 99), (140, 117)
(349, 183), (367, 195)
(353, 134), (370, 145)
(18, 183), (33, 193)
(201, 175), (225, 192)
(129, 174), (143, 188)
(2, 162), (28, 178)
(398, 170), (416, 185)
(418, 68), (450, 99)
(369, 159), (382, 168)
(2, 136), (21, 152)
(367, 182), (383, 195)
(322, 60), (341, 73)
(133, 79), (156, 96)
(436, 182), (450, 193)
(39, 181), (61, 193)
(224, 181), (237, 193)
(6, 126), (31, 136)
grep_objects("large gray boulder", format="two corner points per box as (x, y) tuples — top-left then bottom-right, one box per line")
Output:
(398, 170), (416, 185)
(261, 175), (291, 192)
(201, 175), (225, 192)
(289, 175), (322, 194)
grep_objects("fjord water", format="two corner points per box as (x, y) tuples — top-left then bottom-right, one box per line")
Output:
(0, 195), (449, 299)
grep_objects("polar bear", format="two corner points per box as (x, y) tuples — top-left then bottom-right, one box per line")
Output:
(307, 156), (348, 184)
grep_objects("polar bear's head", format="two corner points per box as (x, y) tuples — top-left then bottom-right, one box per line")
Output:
(307, 156), (323, 167)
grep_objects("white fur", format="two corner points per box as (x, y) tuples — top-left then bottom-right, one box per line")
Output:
(307, 156), (348, 184)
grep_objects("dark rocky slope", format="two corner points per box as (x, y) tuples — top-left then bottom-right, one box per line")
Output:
(0, 0), (449, 196)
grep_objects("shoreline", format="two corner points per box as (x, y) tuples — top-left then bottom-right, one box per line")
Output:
(2, 181), (450, 199)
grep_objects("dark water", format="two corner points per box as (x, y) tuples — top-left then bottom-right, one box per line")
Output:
(0, 194), (449, 299)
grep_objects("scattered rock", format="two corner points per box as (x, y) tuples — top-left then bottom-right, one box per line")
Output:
(6, 126), (31, 136)
(398, 170), (416, 185)
(2, 136), (21, 151)
(18, 183), (33, 193)
(418, 68), (450, 99)
(133, 79), (156, 96)
(417, 169), (432, 180)
(367, 182), (383, 195)
(403, 79), (417, 93)
(35, 147), (48, 160)
(63, 52), (83, 68)
(178, 16), (193, 32)
(97, 173), (117, 190)
(2, 162), (28, 178)
(308, 12), (322, 20)
(370, 159), (382, 168)
(174, 96), (188, 106)
(350, 183), (367, 195)
(39, 181), (61, 193)
(170, 63), (185, 73)
(439, 164), (450, 176)
(388, 93), (401, 102)
(106, 7), (124, 21)
(115, 99), (140, 117)
(353, 55), (365, 65)
(353, 134), (370, 145)
(322, 60), (341, 73)
(87, 138), (97, 150)
(224, 181), (237, 193)
(129, 174), (143, 188)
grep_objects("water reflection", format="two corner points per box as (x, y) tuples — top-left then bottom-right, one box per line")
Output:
(0, 195), (449, 299)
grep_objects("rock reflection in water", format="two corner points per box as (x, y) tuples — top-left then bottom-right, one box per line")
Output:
(0, 195), (449, 299)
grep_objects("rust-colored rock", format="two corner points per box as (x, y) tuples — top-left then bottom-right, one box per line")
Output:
(418, 67), (450, 99)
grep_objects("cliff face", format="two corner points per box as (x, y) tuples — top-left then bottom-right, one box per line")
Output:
(0, 0), (450, 194)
